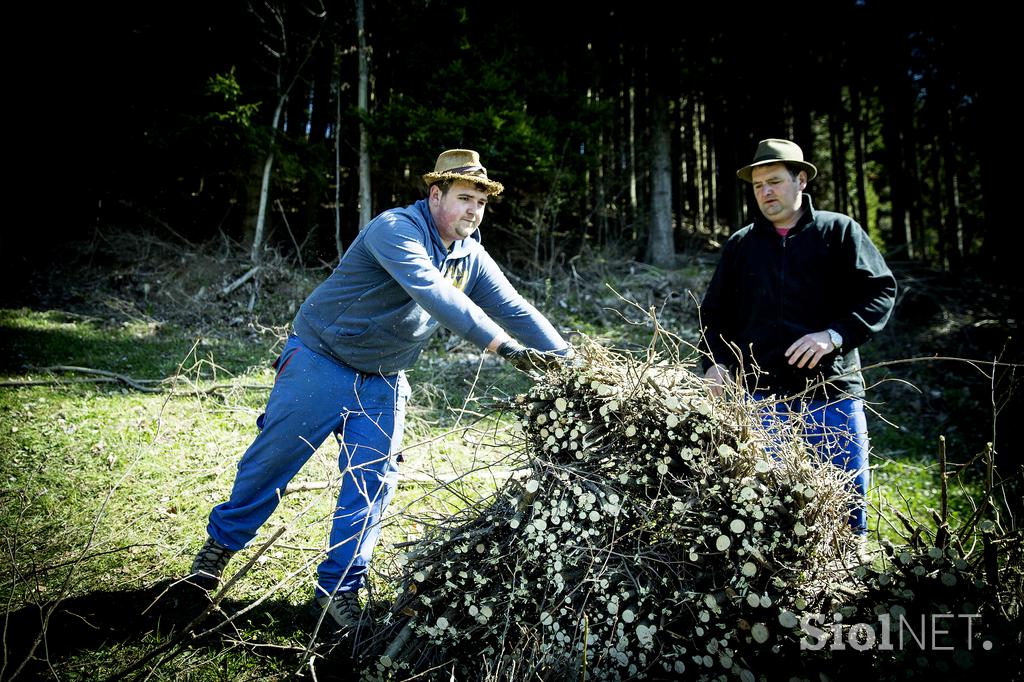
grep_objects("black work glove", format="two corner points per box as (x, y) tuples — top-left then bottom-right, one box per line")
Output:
(497, 340), (569, 374)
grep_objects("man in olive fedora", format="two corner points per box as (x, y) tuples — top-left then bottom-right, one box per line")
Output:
(186, 149), (570, 634)
(699, 138), (897, 545)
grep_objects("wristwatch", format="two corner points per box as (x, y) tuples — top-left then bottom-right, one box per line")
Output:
(826, 328), (843, 350)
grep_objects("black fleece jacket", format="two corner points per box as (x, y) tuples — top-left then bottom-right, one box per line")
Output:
(699, 195), (897, 399)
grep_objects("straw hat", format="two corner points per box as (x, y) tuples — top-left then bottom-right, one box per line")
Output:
(422, 149), (504, 195)
(736, 138), (818, 183)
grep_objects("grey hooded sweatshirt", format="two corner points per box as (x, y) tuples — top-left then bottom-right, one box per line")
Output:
(292, 198), (567, 375)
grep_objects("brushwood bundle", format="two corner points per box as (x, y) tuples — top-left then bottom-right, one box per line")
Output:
(356, 339), (870, 680)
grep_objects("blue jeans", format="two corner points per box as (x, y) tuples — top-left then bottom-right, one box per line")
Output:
(756, 395), (869, 535)
(206, 335), (409, 595)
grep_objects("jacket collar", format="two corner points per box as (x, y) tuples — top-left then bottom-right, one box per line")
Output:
(752, 193), (816, 236)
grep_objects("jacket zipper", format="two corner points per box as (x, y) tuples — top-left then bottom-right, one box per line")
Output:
(779, 234), (787, 322)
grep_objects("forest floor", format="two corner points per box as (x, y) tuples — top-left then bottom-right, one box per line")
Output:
(1, 227), (1021, 680)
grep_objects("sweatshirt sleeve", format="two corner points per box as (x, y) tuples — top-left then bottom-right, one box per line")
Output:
(465, 248), (568, 353)
(828, 223), (898, 351)
(361, 218), (506, 350)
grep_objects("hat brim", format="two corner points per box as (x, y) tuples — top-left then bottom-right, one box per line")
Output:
(736, 159), (817, 183)
(422, 172), (504, 196)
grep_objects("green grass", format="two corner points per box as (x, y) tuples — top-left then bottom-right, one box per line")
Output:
(870, 449), (985, 547)
(0, 286), (1005, 678)
(866, 386), (994, 550)
(0, 308), (272, 381)
(1, 305), (525, 678)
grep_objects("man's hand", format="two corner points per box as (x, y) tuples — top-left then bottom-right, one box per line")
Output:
(704, 363), (730, 397)
(497, 340), (567, 374)
(784, 331), (836, 369)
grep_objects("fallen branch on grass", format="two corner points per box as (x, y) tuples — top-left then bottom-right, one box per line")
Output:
(0, 365), (270, 396)
(222, 266), (261, 296)
(25, 365), (164, 392)
(0, 377), (136, 388)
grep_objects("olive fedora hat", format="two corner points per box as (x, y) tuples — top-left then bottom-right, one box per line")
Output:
(736, 138), (818, 183)
(422, 149), (504, 196)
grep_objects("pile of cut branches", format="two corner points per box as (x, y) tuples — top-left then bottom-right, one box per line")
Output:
(819, 439), (1024, 678)
(356, 339), (867, 679)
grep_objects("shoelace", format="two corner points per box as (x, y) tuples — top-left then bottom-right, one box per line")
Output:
(192, 540), (234, 576)
(320, 592), (362, 626)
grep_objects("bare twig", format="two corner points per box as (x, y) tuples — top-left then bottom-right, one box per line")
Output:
(107, 526), (288, 682)
(936, 435), (949, 549)
(4, 366), (271, 396)
(26, 366), (163, 393)
(221, 266), (261, 296)
(275, 199), (305, 269)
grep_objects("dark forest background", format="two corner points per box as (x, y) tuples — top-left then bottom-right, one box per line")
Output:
(6, 0), (1015, 283)
(2, 6), (1022, 677)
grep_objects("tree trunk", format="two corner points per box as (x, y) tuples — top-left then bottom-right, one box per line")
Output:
(930, 134), (946, 269)
(615, 44), (631, 240)
(334, 44), (344, 261)
(584, 87), (594, 235)
(251, 94), (286, 264)
(308, 41), (333, 145)
(624, 43), (638, 240)
(596, 120), (608, 245)
(677, 95), (690, 223)
(592, 55), (608, 246)
(693, 99), (706, 233)
(628, 79), (638, 238)
(851, 85), (870, 229)
(942, 108), (964, 271)
(246, 3), (325, 265)
(881, 72), (912, 259)
(646, 95), (674, 267)
(706, 107), (718, 233)
(829, 90), (847, 214)
(905, 114), (925, 260)
(356, 0), (372, 229)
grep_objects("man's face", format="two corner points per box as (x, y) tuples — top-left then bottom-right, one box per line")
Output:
(430, 180), (489, 246)
(751, 163), (806, 227)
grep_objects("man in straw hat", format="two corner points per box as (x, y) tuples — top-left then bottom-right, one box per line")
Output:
(185, 149), (571, 634)
(699, 138), (897, 544)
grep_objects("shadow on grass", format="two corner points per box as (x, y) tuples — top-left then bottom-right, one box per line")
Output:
(2, 580), (361, 681)
(0, 308), (270, 380)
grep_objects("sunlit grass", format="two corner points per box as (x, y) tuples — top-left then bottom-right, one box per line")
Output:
(0, 308), (272, 382)
(865, 396), (992, 551)
(0, 300), (1002, 678)
(0, 308), (516, 604)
